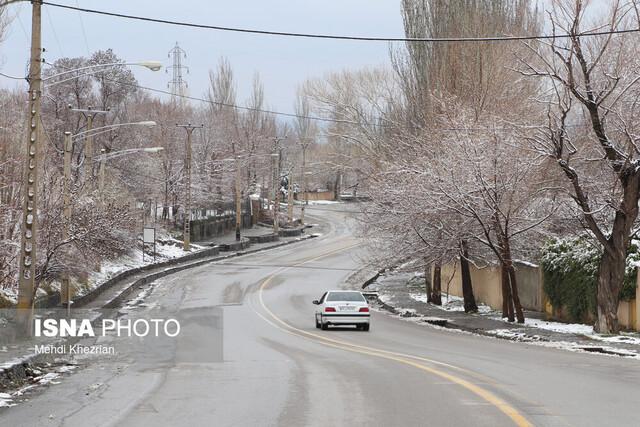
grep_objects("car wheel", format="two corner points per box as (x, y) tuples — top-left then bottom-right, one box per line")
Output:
(362, 324), (370, 332)
(315, 316), (320, 329)
(321, 322), (329, 330)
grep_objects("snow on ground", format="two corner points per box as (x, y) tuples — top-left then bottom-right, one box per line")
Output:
(0, 392), (14, 408)
(305, 200), (341, 205)
(409, 292), (492, 314)
(491, 316), (640, 346)
(485, 328), (640, 359)
(591, 334), (640, 346)
(0, 288), (17, 305)
(121, 283), (157, 311)
(496, 317), (595, 335)
(86, 237), (204, 298)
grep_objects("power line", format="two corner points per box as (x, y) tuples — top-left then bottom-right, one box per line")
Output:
(74, 0), (91, 56)
(0, 71), (25, 80)
(22, 61), (597, 132)
(45, 5), (65, 57)
(39, 60), (356, 125)
(42, 1), (640, 43)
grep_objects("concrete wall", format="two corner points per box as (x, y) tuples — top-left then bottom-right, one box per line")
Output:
(513, 263), (544, 311)
(618, 300), (636, 330)
(438, 261), (543, 312)
(438, 260), (638, 331)
(295, 191), (334, 201)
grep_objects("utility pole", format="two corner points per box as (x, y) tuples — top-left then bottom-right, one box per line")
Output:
(271, 136), (286, 234)
(300, 140), (309, 225)
(69, 106), (109, 186)
(61, 132), (72, 316)
(287, 169), (293, 225)
(176, 124), (203, 250)
(98, 148), (106, 204)
(235, 156), (242, 241)
(17, 1), (43, 315)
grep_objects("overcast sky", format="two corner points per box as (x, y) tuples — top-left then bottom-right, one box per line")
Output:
(0, 0), (404, 114)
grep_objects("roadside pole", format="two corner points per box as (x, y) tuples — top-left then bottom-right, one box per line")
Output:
(61, 132), (72, 316)
(287, 170), (293, 225)
(300, 141), (308, 225)
(176, 124), (203, 251)
(273, 177), (281, 235)
(69, 107), (109, 187)
(98, 148), (106, 205)
(235, 156), (241, 241)
(17, 0), (43, 319)
(271, 149), (280, 235)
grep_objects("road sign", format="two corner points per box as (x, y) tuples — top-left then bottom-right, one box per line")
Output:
(143, 227), (156, 262)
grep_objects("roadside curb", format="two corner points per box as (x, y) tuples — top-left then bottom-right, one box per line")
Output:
(0, 234), (316, 390)
(371, 288), (640, 358)
(104, 234), (316, 309)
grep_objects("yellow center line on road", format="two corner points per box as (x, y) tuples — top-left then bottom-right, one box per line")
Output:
(253, 241), (534, 427)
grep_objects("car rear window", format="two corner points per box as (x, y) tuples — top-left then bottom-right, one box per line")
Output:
(326, 292), (365, 302)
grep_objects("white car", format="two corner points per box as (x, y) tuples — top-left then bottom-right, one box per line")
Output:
(313, 290), (370, 331)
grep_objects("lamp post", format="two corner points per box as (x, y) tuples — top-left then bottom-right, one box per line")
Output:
(271, 152), (280, 234)
(271, 136), (286, 234)
(287, 167), (294, 225)
(61, 131), (72, 316)
(176, 124), (203, 251)
(299, 140), (311, 225)
(235, 156), (242, 241)
(60, 123), (158, 308)
(98, 146), (163, 202)
(68, 107), (109, 184)
(15, 6), (161, 316)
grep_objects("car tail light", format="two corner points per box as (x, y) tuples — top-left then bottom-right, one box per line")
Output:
(359, 307), (369, 312)
(325, 307), (336, 312)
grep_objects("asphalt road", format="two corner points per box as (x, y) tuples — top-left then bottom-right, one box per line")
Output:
(2, 206), (640, 427)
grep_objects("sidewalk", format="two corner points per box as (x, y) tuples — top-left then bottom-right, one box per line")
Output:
(365, 270), (640, 359)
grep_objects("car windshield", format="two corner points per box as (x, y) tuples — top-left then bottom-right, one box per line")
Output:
(326, 292), (365, 302)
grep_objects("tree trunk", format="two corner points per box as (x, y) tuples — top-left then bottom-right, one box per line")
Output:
(594, 249), (625, 333)
(501, 264), (514, 321)
(425, 260), (433, 303)
(432, 260), (442, 305)
(507, 263), (525, 323)
(460, 240), (478, 313)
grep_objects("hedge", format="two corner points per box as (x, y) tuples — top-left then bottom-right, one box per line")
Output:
(541, 237), (638, 322)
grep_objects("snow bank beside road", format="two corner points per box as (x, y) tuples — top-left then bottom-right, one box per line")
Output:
(0, 236), (205, 306)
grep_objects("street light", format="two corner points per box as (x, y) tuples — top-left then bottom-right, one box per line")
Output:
(176, 124), (204, 251)
(94, 147), (164, 161)
(59, 122), (158, 310)
(271, 152), (280, 234)
(43, 61), (162, 88)
(72, 120), (157, 141)
(97, 146), (164, 201)
(70, 117), (156, 182)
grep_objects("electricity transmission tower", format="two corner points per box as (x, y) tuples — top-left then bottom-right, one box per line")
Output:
(167, 42), (188, 104)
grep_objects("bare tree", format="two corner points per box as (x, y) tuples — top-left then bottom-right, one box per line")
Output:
(519, 0), (640, 333)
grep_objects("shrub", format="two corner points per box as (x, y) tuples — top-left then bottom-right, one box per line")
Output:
(541, 237), (638, 322)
